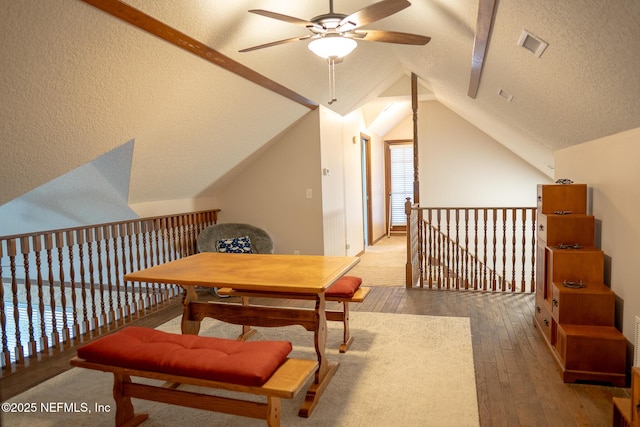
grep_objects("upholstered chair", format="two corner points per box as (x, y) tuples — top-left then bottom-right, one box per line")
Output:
(197, 223), (274, 254)
(196, 223), (274, 297)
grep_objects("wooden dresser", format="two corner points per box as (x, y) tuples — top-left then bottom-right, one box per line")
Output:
(613, 367), (640, 426)
(533, 183), (626, 386)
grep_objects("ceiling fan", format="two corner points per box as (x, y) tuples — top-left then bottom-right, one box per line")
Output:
(240, 0), (430, 104)
(240, 0), (431, 54)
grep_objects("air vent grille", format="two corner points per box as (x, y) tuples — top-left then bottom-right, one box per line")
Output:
(517, 30), (548, 58)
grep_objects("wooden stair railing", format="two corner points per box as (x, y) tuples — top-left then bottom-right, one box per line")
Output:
(0, 209), (220, 373)
(406, 201), (537, 292)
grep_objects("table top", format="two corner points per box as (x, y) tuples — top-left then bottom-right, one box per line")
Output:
(124, 252), (360, 294)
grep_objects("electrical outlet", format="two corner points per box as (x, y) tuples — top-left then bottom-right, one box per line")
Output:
(306, 188), (312, 199)
(293, 250), (300, 255)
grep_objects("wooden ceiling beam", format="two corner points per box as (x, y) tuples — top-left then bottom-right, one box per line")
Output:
(468, 0), (497, 99)
(80, 0), (318, 110)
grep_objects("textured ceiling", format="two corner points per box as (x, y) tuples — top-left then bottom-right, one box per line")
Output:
(127, 0), (640, 163)
(1, 0), (639, 206)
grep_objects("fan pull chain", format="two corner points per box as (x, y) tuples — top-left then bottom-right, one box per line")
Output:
(328, 57), (337, 105)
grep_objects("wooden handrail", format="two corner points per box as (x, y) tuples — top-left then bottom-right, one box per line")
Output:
(0, 209), (219, 372)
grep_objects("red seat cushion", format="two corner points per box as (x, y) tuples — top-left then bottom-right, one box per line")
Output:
(77, 326), (292, 386)
(326, 276), (362, 298)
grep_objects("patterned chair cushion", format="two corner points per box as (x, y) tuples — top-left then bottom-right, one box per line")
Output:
(216, 236), (253, 253)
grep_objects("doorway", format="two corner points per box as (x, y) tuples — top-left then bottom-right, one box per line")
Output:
(385, 140), (413, 234)
(361, 134), (373, 247)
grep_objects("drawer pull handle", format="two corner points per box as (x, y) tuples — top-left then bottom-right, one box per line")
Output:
(536, 306), (541, 313)
(562, 280), (585, 289)
(543, 319), (549, 327)
(538, 224), (544, 231)
(552, 298), (558, 307)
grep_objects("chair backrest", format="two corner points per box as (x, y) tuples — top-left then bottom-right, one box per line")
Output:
(197, 223), (274, 254)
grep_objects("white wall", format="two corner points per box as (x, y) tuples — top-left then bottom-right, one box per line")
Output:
(341, 112), (366, 256)
(385, 101), (552, 207)
(0, 0), (307, 207)
(0, 140), (138, 235)
(214, 110), (324, 256)
(555, 127), (640, 347)
(341, 111), (387, 250)
(319, 107), (348, 256)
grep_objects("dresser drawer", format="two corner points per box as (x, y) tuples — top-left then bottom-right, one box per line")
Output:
(536, 214), (595, 246)
(546, 247), (604, 284)
(537, 184), (587, 214)
(534, 301), (555, 345)
(550, 281), (615, 326)
(555, 324), (626, 380)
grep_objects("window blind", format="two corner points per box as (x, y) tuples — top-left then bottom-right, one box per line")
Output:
(389, 145), (413, 226)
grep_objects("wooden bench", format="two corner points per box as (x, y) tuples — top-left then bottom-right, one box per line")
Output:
(70, 326), (318, 427)
(218, 276), (370, 353)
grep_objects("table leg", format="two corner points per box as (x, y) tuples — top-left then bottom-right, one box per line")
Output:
(298, 293), (339, 417)
(181, 285), (201, 335)
(237, 296), (257, 341)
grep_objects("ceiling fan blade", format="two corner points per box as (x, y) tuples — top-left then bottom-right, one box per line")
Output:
(239, 35), (313, 53)
(248, 9), (315, 27)
(351, 30), (431, 45)
(338, 0), (411, 31)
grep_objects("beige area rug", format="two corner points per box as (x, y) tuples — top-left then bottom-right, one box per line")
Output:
(3, 312), (479, 427)
(348, 236), (407, 287)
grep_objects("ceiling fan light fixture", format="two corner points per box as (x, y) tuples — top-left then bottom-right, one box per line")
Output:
(308, 35), (357, 58)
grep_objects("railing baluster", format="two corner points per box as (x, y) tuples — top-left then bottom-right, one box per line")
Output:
(133, 222), (144, 315)
(84, 229), (98, 333)
(482, 209), (488, 291)
(119, 224), (131, 319)
(427, 210), (433, 288)
(0, 241), (10, 368)
(8, 239), (24, 364)
(436, 210), (442, 288)
(444, 209), (450, 290)
(58, 232), (71, 343)
(491, 209), (497, 291)
(530, 208), (537, 292)
(454, 209), (460, 290)
(112, 224), (124, 324)
(94, 227), (107, 330)
(20, 237), (37, 357)
(74, 229), (89, 338)
(473, 209), (479, 290)
(103, 226), (115, 326)
(501, 209), (507, 291)
(33, 235), (48, 354)
(44, 235), (59, 349)
(524, 209), (527, 292)
(512, 209), (517, 292)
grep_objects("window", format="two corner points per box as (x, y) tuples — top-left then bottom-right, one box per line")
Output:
(386, 142), (413, 231)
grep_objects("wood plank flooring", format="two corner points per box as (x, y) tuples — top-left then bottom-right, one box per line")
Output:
(1, 286), (631, 426)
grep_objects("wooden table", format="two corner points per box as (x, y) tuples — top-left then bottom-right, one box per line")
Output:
(124, 252), (359, 417)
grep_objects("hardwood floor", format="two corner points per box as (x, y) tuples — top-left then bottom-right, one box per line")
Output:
(1, 286), (631, 426)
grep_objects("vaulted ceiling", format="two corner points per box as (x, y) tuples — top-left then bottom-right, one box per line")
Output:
(1, 0), (639, 206)
(125, 0), (640, 157)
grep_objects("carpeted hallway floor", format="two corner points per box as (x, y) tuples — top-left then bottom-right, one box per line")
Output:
(347, 235), (406, 287)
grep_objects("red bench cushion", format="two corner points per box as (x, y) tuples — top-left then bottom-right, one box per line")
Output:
(77, 326), (292, 386)
(326, 276), (362, 298)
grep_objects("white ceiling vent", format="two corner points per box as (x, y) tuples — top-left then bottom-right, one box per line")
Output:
(517, 30), (548, 57)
